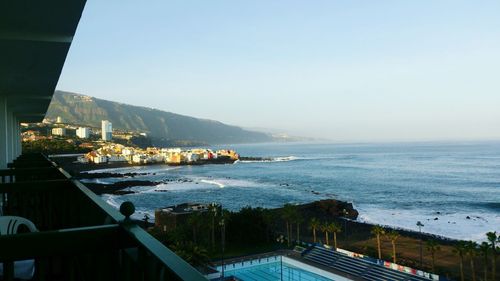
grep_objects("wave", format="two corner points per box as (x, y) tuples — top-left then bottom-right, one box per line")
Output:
(102, 195), (155, 221)
(120, 177), (267, 193)
(356, 204), (500, 242)
(239, 156), (300, 163)
(79, 178), (113, 184)
(84, 165), (181, 174)
(200, 179), (225, 188)
(103, 195), (122, 209)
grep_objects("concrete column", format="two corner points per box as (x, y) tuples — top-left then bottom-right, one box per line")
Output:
(14, 117), (20, 158)
(17, 119), (22, 157)
(6, 108), (13, 165)
(0, 97), (7, 169)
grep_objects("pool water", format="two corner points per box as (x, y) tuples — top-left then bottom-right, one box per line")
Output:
(223, 261), (333, 281)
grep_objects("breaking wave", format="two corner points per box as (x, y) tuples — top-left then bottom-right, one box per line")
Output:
(239, 156), (300, 163)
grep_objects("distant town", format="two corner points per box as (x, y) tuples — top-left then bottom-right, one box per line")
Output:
(81, 144), (239, 165)
(21, 116), (239, 166)
(21, 116), (150, 151)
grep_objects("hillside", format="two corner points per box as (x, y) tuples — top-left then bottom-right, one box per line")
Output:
(46, 91), (272, 145)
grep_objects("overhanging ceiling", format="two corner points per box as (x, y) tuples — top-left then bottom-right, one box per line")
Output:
(0, 0), (87, 122)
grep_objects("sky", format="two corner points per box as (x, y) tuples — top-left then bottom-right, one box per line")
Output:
(57, 0), (500, 142)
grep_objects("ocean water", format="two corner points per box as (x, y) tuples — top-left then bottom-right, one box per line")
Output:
(85, 141), (500, 241)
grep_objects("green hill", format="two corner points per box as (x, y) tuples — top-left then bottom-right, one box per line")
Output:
(46, 91), (272, 145)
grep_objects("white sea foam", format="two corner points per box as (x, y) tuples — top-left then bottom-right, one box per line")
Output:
(239, 156), (300, 163)
(103, 195), (122, 209)
(79, 178), (114, 184)
(102, 195), (155, 221)
(85, 166), (144, 174)
(356, 204), (500, 242)
(200, 179), (225, 188)
(275, 156), (299, 162)
(124, 177), (266, 193)
(85, 165), (180, 174)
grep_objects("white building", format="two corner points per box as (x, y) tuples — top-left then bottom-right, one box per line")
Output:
(107, 155), (127, 162)
(101, 120), (112, 141)
(76, 156), (89, 164)
(132, 154), (147, 164)
(56, 116), (62, 123)
(93, 155), (107, 164)
(76, 127), (90, 139)
(51, 127), (66, 136)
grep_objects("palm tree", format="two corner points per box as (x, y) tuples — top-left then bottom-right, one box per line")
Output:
(465, 241), (478, 281)
(453, 241), (468, 281)
(385, 230), (400, 263)
(371, 225), (385, 260)
(309, 218), (320, 243)
(208, 203), (218, 249)
(262, 209), (273, 243)
(329, 222), (342, 250)
(281, 203), (294, 247)
(479, 242), (490, 281)
(172, 242), (211, 269)
(486, 231), (497, 281)
(295, 213), (304, 243)
(321, 222), (330, 246)
(426, 240), (441, 272)
(187, 212), (203, 244)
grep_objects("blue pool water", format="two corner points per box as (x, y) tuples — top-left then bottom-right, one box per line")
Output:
(224, 261), (331, 281)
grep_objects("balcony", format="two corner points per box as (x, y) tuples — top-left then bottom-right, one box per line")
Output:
(0, 153), (207, 281)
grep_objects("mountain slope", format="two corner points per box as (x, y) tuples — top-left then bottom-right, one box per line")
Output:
(46, 91), (272, 144)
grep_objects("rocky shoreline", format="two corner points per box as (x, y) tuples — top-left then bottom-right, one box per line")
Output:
(84, 180), (161, 195)
(54, 155), (462, 246)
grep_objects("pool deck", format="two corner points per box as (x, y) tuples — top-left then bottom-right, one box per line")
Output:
(213, 249), (363, 281)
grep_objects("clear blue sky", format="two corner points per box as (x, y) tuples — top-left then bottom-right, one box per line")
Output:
(57, 0), (500, 141)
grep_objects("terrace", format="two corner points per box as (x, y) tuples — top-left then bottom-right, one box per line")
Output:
(0, 154), (207, 281)
(0, 1), (206, 280)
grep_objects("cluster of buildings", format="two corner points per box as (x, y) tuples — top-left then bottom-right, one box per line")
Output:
(82, 143), (239, 165)
(49, 117), (113, 141)
(21, 129), (51, 142)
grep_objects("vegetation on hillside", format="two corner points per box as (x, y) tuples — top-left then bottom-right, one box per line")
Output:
(46, 91), (272, 145)
(22, 139), (93, 154)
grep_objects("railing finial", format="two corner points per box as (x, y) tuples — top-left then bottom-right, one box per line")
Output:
(120, 201), (135, 222)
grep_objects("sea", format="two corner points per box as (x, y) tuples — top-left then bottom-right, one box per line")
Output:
(82, 141), (500, 241)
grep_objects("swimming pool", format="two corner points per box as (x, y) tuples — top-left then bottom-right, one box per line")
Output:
(209, 256), (353, 281)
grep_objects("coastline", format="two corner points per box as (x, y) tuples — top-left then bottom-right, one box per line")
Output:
(53, 153), (486, 278)
(53, 155), (466, 244)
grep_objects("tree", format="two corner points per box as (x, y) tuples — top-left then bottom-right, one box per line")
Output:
(309, 218), (320, 243)
(486, 231), (497, 281)
(385, 230), (400, 263)
(208, 204), (218, 249)
(187, 212), (203, 244)
(261, 209), (274, 243)
(281, 204), (297, 246)
(479, 242), (490, 281)
(328, 222), (342, 250)
(321, 222), (330, 246)
(295, 213), (304, 243)
(465, 241), (478, 281)
(426, 240), (441, 272)
(371, 225), (385, 260)
(172, 241), (211, 269)
(453, 241), (468, 281)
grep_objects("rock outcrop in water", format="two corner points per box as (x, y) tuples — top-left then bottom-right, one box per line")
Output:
(274, 199), (358, 220)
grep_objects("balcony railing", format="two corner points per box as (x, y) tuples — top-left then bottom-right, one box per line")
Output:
(0, 153), (207, 281)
